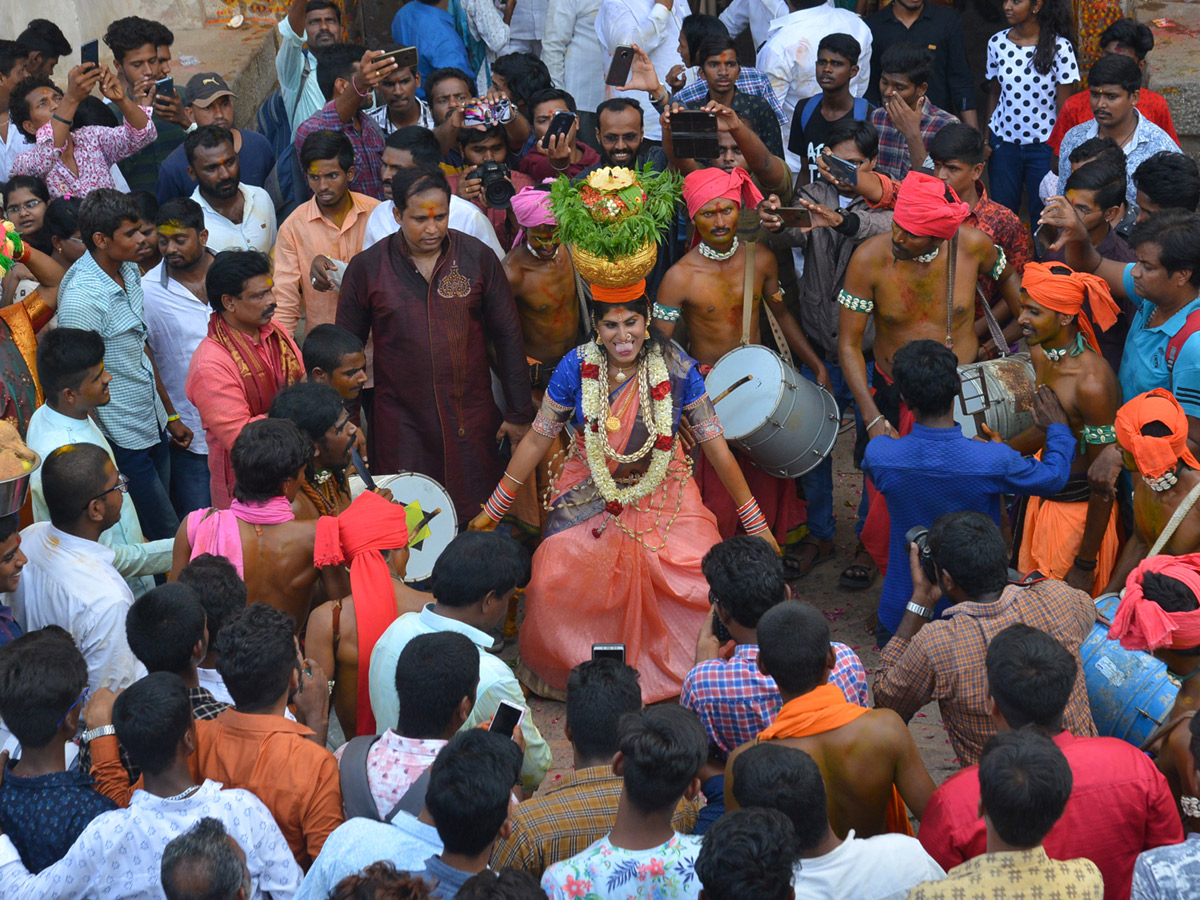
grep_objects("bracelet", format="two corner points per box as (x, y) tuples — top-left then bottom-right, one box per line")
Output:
(736, 498), (768, 535)
(350, 75), (371, 98)
(906, 601), (934, 619)
(866, 414), (886, 433)
(483, 482), (517, 522)
(166, 414), (181, 423)
(503, 472), (524, 486)
(1072, 556), (1097, 571)
(16, 240), (32, 264)
(82, 724), (116, 743)
(52, 113), (72, 126)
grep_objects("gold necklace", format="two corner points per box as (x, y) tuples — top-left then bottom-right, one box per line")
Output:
(606, 373), (639, 432)
(608, 357), (639, 382)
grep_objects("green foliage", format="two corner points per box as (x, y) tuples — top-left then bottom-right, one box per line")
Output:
(549, 164), (683, 262)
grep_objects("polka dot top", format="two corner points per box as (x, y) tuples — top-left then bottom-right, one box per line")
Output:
(985, 31), (1079, 144)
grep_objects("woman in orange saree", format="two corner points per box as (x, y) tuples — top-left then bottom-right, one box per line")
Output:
(471, 291), (779, 702)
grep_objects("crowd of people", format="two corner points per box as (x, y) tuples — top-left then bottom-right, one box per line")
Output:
(0, 0), (1199, 897)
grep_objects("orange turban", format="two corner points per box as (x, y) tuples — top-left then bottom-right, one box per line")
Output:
(893, 171), (970, 240)
(1109, 552), (1200, 651)
(682, 167), (763, 220)
(1114, 388), (1200, 479)
(592, 279), (647, 304)
(1022, 261), (1121, 354)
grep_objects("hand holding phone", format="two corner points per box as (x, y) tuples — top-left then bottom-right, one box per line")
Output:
(669, 110), (719, 159)
(155, 77), (175, 98)
(606, 46), (634, 87)
(823, 152), (859, 187)
(1033, 222), (1057, 256)
(540, 110), (576, 152)
(81, 40), (100, 68)
(489, 700), (526, 740)
(774, 207), (813, 229)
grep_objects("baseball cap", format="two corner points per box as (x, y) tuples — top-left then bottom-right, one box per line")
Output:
(184, 73), (236, 108)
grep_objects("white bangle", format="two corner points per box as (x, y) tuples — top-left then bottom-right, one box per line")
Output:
(866, 414), (886, 432)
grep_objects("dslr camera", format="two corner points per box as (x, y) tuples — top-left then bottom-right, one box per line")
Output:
(471, 161), (516, 209)
(905, 525), (938, 584)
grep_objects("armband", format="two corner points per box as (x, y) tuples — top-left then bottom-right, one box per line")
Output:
(1079, 424), (1116, 448)
(988, 244), (1008, 281)
(837, 289), (874, 314)
(652, 301), (682, 323)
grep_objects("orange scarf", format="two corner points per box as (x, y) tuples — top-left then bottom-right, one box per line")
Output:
(207, 313), (305, 415)
(759, 684), (914, 836)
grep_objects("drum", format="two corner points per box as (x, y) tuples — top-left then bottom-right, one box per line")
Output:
(704, 345), (839, 478)
(1080, 593), (1180, 746)
(953, 354), (1037, 441)
(347, 472), (458, 583)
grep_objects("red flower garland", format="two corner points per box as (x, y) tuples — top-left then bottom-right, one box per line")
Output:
(581, 363), (600, 380)
(605, 500), (624, 516)
(651, 380), (671, 401)
(654, 435), (673, 451)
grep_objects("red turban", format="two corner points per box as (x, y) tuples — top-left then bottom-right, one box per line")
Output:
(893, 171), (970, 240)
(314, 490), (409, 736)
(682, 167), (763, 220)
(1114, 388), (1200, 479)
(1109, 552), (1200, 651)
(1022, 261), (1121, 355)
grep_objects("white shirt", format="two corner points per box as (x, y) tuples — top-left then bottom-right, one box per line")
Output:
(142, 258), (211, 456)
(296, 812), (441, 900)
(362, 197), (506, 258)
(545, 0), (606, 113)
(193, 183), (277, 254)
(595, 0), (686, 140)
(11, 522), (147, 692)
(276, 18), (327, 141)
(719, 0), (788, 52)
(367, 100), (436, 136)
(794, 831), (946, 900)
(0, 124), (29, 184)
(0, 779), (302, 900)
(756, 1), (872, 170)
(25, 405), (174, 598)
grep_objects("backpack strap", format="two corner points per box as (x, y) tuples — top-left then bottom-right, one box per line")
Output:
(799, 95), (823, 132)
(338, 734), (383, 820)
(852, 97), (868, 121)
(1166, 308), (1200, 389)
(383, 765), (434, 823)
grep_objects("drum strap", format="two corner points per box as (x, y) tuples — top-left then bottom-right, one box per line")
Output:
(763, 304), (794, 369)
(944, 234), (958, 350)
(1148, 480), (1200, 557)
(741, 240), (756, 346)
(976, 286), (1010, 357)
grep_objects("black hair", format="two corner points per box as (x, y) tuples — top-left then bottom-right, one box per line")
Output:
(596, 97), (644, 127)
(1029, 0), (1074, 77)
(302, 324), (365, 377)
(527, 88), (577, 116)
(1088, 53), (1143, 95)
(927, 510), (1009, 597)
(730, 743), (828, 852)
(156, 197), (206, 235)
(395, 632), (480, 738)
(161, 818), (247, 900)
(757, 600), (831, 695)
(1134, 151), (1200, 213)
(459, 122), (507, 148)
(0, 514), (19, 545)
(979, 729), (1073, 846)
(42, 442), (111, 529)
(456, 869), (544, 900)
(892, 339), (960, 417)
(176, 554), (247, 650)
(565, 658), (643, 761)
(16, 20), (71, 58)
(316, 43), (364, 102)
(328, 863), (431, 900)
(205, 248), (272, 314)
(113, 672), (193, 776)
(8, 74), (57, 142)
(269, 382), (346, 446)
(695, 34), (737, 68)
(43, 196), (82, 246)
(147, 22), (176, 49)
(681, 14), (728, 62)
(0, 626), (87, 747)
(103, 16), (159, 63)
(130, 190), (158, 226)
(1141, 571), (1200, 613)
(985, 623), (1077, 731)
(879, 42), (932, 87)
(1065, 157), (1127, 213)
(36, 326), (104, 399)
(426, 730), (523, 855)
(1099, 17), (1154, 58)
(126, 583), (207, 676)
(694, 808), (798, 900)
(184, 124), (235, 167)
(305, 0), (342, 21)
(823, 118), (878, 159)
(702, 535), (786, 629)
(5, 174), (49, 208)
(618, 705), (707, 814)
(430, 531), (530, 607)
(229, 418), (313, 504)
(1128, 208), (1200, 287)
(78, 187), (142, 251)
(817, 32), (862, 65)
(384, 126), (444, 166)
(426, 67), (475, 102)
(490, 54), (552, 110)
(215, 602), (299, 711)
(929, 123), (986, 167)
(300, 129), (355, 172)
(72, 95), (119, 129)
(0, 42), (28, 79)
(1067, 135), (1123, 168)
(391, 165), (451, 213)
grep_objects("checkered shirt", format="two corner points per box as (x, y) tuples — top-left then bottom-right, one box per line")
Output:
(294, 102), (387, 200)
(868, 98), (959, 180)
(675, 67), (789, 130)
(189, 686), (230, 721)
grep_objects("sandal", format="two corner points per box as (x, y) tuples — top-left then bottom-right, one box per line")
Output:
(839, 545), (878, 590)
(782, 536), (835, 579)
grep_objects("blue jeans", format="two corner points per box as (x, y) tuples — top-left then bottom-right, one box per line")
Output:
(111, 434), (179, 541)
(170, 445), (211, 518)
(797, 360), (871, 542)
(988, 136), (1052, 230)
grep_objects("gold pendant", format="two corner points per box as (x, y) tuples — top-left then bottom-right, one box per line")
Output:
(606, 416), (621, 432)
(615, 370), (626, 382)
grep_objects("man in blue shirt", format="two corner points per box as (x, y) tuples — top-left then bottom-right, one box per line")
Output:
(391, 0), (472, 99)
(862, 340), (1074, 645)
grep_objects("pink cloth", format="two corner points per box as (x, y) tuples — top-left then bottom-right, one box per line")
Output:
(510, 184), (556, 246)
(185, 497), (296, 577)
(10, 112), (157, 199)
(1109, 552), (1200, 651)
(682, 167), (763, 220)
(893, 171), (970, 240)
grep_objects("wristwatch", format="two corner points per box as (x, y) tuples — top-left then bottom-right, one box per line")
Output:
(905, 601), (934, 619)
(82, 724), (116, 743)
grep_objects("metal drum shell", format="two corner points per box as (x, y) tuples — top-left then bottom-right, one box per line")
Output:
(953, 354), (1037, 441)
(346, 471), (457, 583)
(0, 452), (37, 519)
(704, 345), (839, 478)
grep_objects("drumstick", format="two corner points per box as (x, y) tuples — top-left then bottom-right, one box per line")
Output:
(407, 507), (442, 548)
(712, 374), (755, 406)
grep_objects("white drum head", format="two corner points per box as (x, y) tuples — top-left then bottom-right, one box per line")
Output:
(704, 345), (786, 440)
(348, 472), (458, 582)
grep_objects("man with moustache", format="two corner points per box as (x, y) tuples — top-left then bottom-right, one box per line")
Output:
(186, 126), (277, 254)
(278, 0), (343, 139)
(577, 98), (667, 180)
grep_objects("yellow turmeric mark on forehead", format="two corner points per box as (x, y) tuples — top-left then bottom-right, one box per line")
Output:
(309, 163), (324, 176)
(156, 221), (186, 237)
(265, 277), (274, 288)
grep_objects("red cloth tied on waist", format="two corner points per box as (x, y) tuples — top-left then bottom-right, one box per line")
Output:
(1109, 552), (1200, 651)
(314, 490), (409, 736)
(1114, 388), (1200, 479)
(682, 167), (763, 220)
(1022, 261), (1120, 354)
(892, 171), (970, 240)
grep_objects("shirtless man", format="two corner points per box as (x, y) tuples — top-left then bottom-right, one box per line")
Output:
(726, 600), (935, 838)
(1106, 389), (1200, 593)
(1007, 262), (1123, 594)
(169, 418), (348, 630)
(269, 382), (357, 520)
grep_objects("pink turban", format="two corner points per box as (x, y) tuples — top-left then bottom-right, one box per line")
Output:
(893, 171), (971, 240)
(1109, 552), (1200, 652)
(510, 185), (556, 245)
(682, 167), (763, 221)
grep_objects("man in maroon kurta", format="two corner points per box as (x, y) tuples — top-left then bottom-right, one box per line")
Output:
(336, 175), (534, 522)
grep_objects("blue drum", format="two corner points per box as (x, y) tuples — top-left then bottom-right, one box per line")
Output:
(1080, 593), (1180, 746)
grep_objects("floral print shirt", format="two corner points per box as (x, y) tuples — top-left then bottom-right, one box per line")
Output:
(542, 833), (702, 900)
(10, 111), (156, 199)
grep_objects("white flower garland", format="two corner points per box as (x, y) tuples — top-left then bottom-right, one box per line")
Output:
(580, 340), (675, 512)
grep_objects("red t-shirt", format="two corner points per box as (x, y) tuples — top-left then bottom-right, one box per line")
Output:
(918, 731), (1183, 900)
(1048, 88), (1179, 154)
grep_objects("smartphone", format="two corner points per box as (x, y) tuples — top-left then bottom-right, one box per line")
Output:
(1033, 222), (1057, 256)
(374, 45), (418, 70)
(712, 610), (733, 644)
(540, 110), (576, 150)
(155, 77), (175, 98)
(81, 40), (99, 68)
(490, 700), (525, 738)
(592, 643), (626, 663)
(775, 207), (813, 229)
(669, 110), (719, 159)
(606, 45), (635, 87)
(824, 153), (859, 187)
